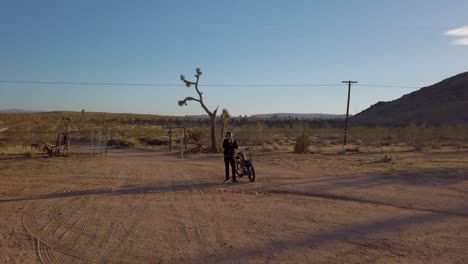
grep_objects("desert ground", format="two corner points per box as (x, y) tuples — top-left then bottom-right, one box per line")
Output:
(0, 147), (467, 263)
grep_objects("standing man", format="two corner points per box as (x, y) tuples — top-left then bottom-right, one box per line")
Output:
(223, 132), (238, 183)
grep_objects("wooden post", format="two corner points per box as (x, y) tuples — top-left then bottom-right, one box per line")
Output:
(183, 126), (187, 150)
(90, 131), (94, 158)
(180, 136), (184, 159)
(168, 128), (172, 152)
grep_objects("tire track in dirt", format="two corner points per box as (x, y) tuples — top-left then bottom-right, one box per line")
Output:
(234, 204), (306, 264)
(48, 200), (98, 241)
(163, 174), (194, 262)
(90, 158), (148, 262)
(23, 185), (118, 263)
(175, 167), (221, 259)
(23, 206), (94, 261)
(37, 241), (55, 264)
(48, 202), (95, 260)
(23, 188), (86, 263)
(312, 244), (382, 264)
(176, 161), (275, 263)
(223, 189), (468, 218)
(142, 158), (218, 262)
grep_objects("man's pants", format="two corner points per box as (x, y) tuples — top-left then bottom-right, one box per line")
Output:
(224, 157), (236, 180)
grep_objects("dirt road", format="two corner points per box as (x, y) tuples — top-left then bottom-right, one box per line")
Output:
(1, 149), (467, 263)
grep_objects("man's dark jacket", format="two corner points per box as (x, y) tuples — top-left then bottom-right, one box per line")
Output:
(223, 139), (238, 158)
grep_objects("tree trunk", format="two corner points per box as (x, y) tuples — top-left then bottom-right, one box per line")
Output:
(220, 117), (225, 147)
(210, 115), (217, 151)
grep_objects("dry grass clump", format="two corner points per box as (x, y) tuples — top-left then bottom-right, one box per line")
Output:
(277, 139), (286, 146)
(294, 134), (311, 153)
(262, 143), (274, 152)
(345, 146), (360, 152)
(271, 143), (281, 151)
(0, 145), (41, 157)
(107, 138), (137, 148)
(139, 137), (169, 146)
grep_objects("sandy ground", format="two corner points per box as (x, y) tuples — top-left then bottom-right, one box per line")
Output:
(0, 149), (467, 264)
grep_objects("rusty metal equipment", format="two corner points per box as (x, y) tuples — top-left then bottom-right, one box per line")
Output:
(31, 131), (71, 157)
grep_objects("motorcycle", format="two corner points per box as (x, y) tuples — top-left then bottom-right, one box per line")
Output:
(235, 147), (256, 182)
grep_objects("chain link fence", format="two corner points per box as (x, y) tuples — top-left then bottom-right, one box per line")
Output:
(2, 126), (467, 157)
(0, 130), (110, 157)
(229, 127), (468, 153)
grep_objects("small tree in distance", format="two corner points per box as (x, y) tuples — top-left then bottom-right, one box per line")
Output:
(178, 68), (219, 151)
(220, 108), (230, 146)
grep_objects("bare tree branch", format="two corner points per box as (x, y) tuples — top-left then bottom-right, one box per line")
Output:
(177, 68), (219, 151)
(178, 96), (201, 106)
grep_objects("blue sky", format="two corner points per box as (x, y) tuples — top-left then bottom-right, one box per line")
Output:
(0, 0), (467, 116)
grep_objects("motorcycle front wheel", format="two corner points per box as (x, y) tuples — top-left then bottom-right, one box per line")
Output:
(247, 165), (256, 182)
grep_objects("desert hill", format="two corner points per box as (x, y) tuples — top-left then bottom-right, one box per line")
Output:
(352, 72), (468, 126)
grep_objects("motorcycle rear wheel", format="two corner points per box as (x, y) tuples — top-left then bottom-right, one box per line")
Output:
(247, 165), (256, 182)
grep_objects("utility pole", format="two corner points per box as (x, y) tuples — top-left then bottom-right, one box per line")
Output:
(342, 80), (358, 147)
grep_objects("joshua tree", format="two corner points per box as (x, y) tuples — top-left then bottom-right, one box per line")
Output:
(178, 68), (219, 151)
(220, 108), (230, 145)
(61, 116), (72, 132)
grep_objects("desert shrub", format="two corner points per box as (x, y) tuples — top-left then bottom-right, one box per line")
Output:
(139, 137), (169, 146)
(107, 138), (136, 148)
(187, 129), (206, 144)
(403, 123), (438, 151)
(262, 143), (274, 152)
(310, 136), (326, 153)
(345, 146), (360, 152)
(148, 138), (168, 146)
(294, 134), (311, 153)
(272, 142), (281, 150)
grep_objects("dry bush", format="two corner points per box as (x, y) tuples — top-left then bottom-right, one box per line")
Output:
(345, 146), (360, 152)
(107, 138), (136, 148)
(311, 136), (327, 153)
(294, 134), (311, 153)
(272, 142), (281, 150)
(139, 137), (169, 146)
(187, 129), (206, 144)
(0, 145), (40, 156)
(262, 143), (274, 152)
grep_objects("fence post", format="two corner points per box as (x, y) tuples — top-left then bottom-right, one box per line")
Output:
(262, 127), (265, 143)
(169, 128), (172, 152)
(180, 136), (184, 159)
(26, 127), (30, 147)
(102, 132), (106, 154)
(90, 131), (94, 158)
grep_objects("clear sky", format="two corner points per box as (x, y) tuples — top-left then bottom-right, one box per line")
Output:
(0, 0), (467, 116)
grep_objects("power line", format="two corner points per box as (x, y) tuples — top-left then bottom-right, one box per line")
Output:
(0, 80), (421, 89)
(0, 80), (180, 87)
(356, 84), (420, 89)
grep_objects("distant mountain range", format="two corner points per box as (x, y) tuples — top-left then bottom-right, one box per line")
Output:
(0, 109), (43, 113)
(250, 113), (348, 120)
(352, 71), (468, 125)
(2, 111), (347, 120)
(186, 113), (348, 120)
